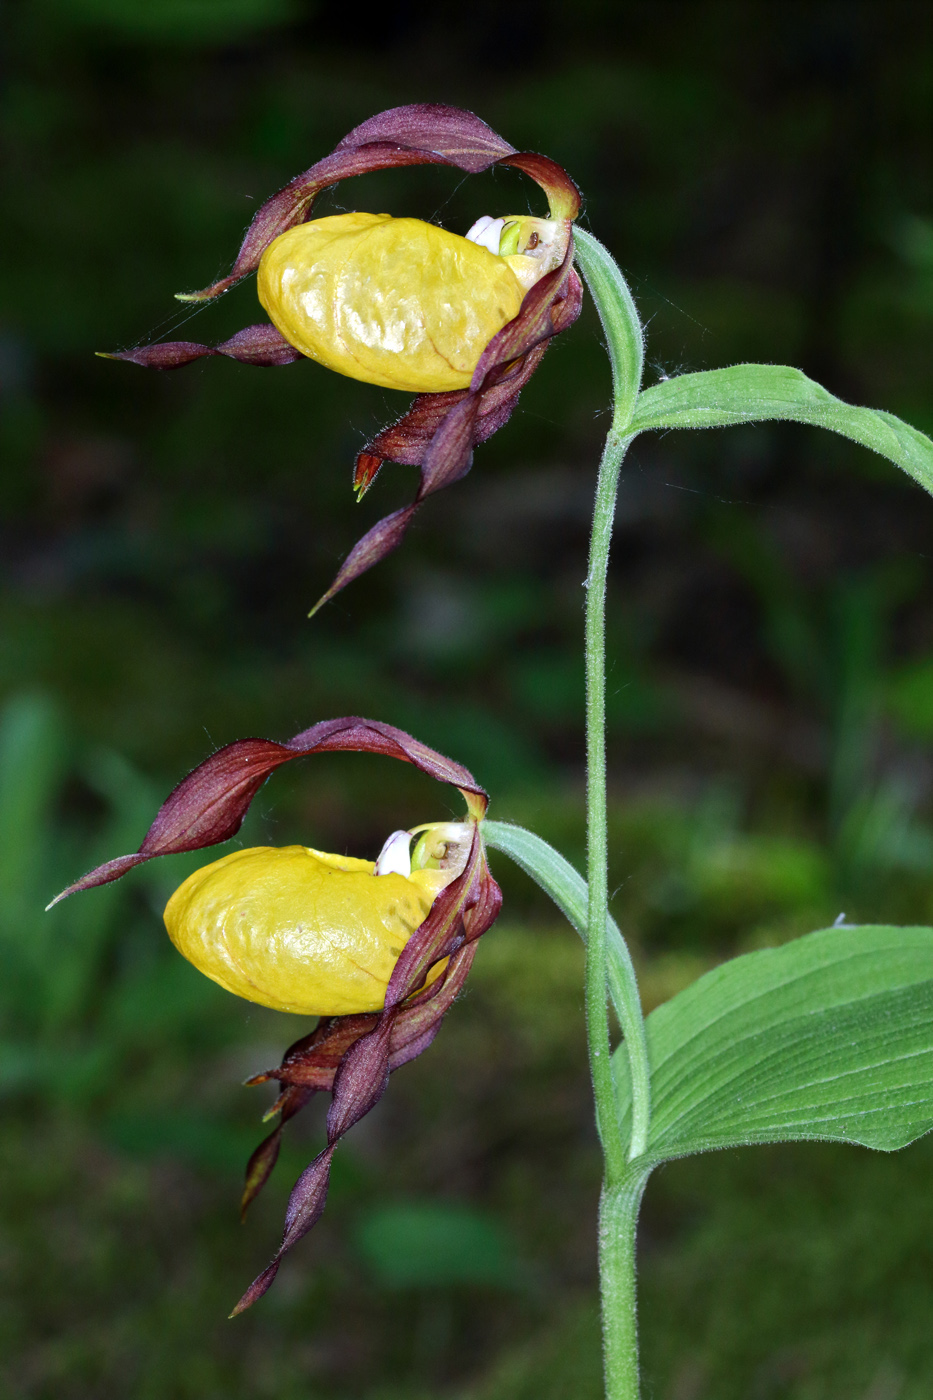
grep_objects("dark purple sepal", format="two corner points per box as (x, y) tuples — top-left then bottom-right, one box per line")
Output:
(50, 718), (487, 906)
(335, 105), (515, 170)
(177, 104), (579, 303)
(101, 323), (301, 371)
(230, 1147), (336, 1316)
(308, 505), (421, 616)
(500, 152), (581, 221)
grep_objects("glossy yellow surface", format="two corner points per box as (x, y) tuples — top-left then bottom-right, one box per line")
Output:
(257, 213), (526, 393)
(163, 845), (439, 1015)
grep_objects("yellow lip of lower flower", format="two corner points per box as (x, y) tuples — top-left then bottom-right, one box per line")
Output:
(256, 212), (526, 394)
(163, 844), (445, 1017)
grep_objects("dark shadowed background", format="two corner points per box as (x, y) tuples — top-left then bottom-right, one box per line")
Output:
(2, 1), (932, 1396)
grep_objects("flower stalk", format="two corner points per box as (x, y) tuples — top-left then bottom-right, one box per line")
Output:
(574, 227), (648, 1399)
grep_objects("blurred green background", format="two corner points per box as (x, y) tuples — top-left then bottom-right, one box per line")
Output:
(2, 1), (932, 1395)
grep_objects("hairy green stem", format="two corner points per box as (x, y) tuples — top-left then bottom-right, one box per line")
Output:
(583, 425), (635, 1187)
(599, 1166), (652, 1396)
(573, 226), (648, 1400)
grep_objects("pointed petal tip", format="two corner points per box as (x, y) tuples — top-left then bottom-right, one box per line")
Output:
(229, 1263), (279, 1317)
(95, 351), (119, 360)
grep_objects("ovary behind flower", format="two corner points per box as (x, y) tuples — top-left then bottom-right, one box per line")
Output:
(164, 844), (444, 1016)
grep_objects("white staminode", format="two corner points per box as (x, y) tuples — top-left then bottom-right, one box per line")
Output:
(374, 829), (413, 878)
(465, 215), (505, 256)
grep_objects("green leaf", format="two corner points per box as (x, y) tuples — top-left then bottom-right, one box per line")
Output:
(614, 925), (933, 1162)
(630, 364), (933, 496)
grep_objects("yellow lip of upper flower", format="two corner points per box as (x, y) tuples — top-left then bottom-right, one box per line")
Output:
(164, 843), (448, 1017)
(256, 212), (528, 394)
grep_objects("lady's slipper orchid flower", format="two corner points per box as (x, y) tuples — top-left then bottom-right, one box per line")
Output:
(103, 104), (583, 610)
(51, 717), (502, 1313)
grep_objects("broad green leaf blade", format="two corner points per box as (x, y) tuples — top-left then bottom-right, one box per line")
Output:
(630, 364), (933, 496)
(614, 925), (933, 1162)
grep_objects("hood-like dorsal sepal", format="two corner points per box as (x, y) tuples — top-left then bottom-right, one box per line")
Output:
(176, 104), (579, 303)
(49, 716), (488, 906)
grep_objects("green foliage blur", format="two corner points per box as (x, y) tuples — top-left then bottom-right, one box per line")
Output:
(1, 0), (932, 1395)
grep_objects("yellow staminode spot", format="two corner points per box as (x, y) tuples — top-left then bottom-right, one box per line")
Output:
(164, 844), (441, 1016)
(257, 212), (526, 393)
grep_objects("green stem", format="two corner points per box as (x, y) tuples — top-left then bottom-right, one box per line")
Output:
(584, 425), (635, 1187)
(599, 1165), (652, 1395)
(573, 226), (648, 1400)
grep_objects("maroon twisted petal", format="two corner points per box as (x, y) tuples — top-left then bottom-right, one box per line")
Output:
(230, 827), (502, 1315)
(313, 250), (584, 611)
(237, 942), (476, 1219)
(100, 323), (301, 370)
